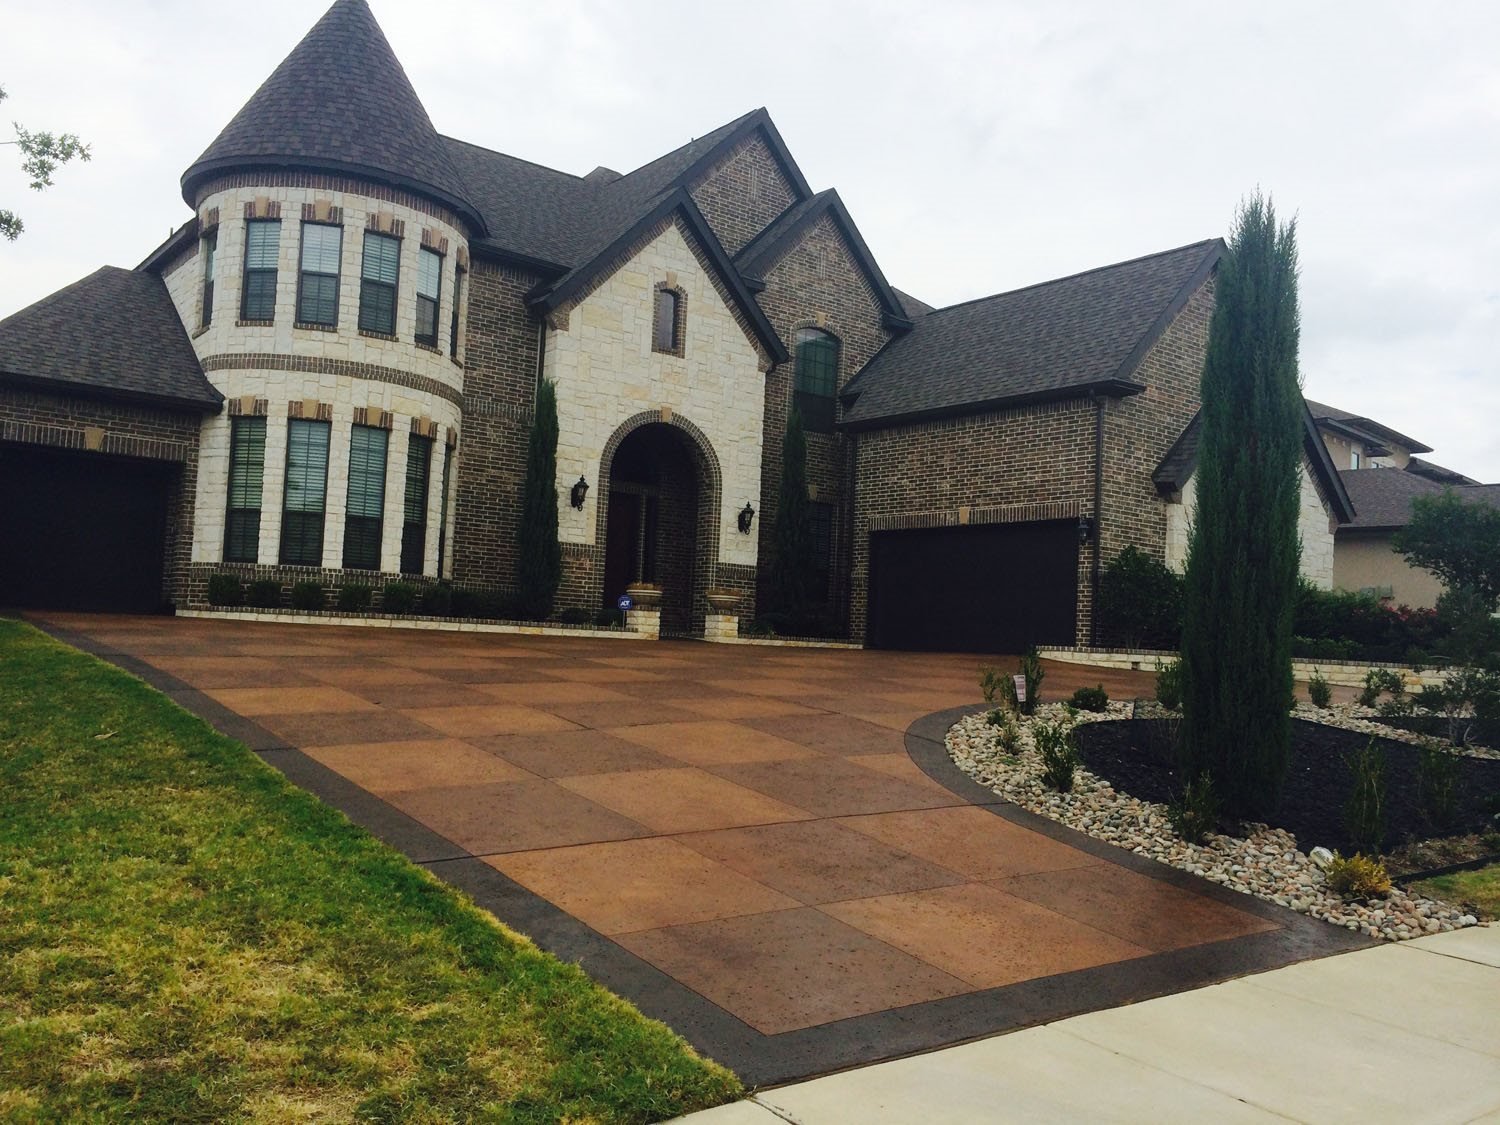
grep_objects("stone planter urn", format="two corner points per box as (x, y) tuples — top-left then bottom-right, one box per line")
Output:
(704, 588), (740, 613)
(625, 582), (662, 608)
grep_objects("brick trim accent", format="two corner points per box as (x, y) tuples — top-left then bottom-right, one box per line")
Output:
(868, 499), (1083, 533)
(651, 282), (688, 358)
(445, 426), (459, 449)
(243, 197), (281, 220)
(200, 206), (220, 233)
(194, 173), (466, 232)
(367, 211), (406, 238)
(301, 199), (344, 224)
(287, 399), (333, 422)
(352, 406), (394, 429)
(420, 227), (449, 254)
(410, 416), (439, 439)
(226, 395), (269, 418)
(0, 417), (191, 462)
(199, 352), (463, 408)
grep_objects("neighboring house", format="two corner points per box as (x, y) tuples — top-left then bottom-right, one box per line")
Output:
(0, 0), (1352, 652)
(1305, 398), (1432, 471)
(1151, 410), (1355, 590)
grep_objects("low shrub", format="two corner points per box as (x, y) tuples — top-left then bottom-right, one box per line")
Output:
(382, 582), (418, 615)
(1168, 774), (1220, 844)
(337, 584), (372, 612)
(290, 581), (325, 611)
(1069, 685), (1109, 712)
(1155, 659), (1183, 712)
(1033, 719), (1079, 792)
(247, 579), (281, 609)
(979, 666), (1003, 705)
(1325, 852), (1392, 899)
(1357, 668), (1405, 708)
(207, 573), (243, 607)
(1343, 737), (1387, 855)
(1293, 635), (1357, 661)
(991, 710), (1020, 754)
(594, 607), (624, 628)
(1097, 546), (1183, 649)
(557, 606), (593, 625)
(1377, 695), (1415, 720)
(420, 583), (453, 616)
(1002, 648), (1045, 717)
(1306, 668), (1332, 709)
(451, 587), (508, 619)
(1416, 739), (1462, 831)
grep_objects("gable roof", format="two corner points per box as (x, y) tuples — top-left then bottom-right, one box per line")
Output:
(839, 239), (1224, 430)
(1338, 470), (1498, 531)
(892, 287), (936, 318)
(528, 189), (789, 365)
(181, 0), (483, 234)
(1407, 456), (1480, 486)
(0, 267), (222, 412)
(1153, 403), (1356, 524)
(734, 190), (912, 329)
(1304, 398), (1433, 456)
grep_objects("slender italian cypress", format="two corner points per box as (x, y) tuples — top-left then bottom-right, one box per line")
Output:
(769, 404), (815, 615)
(1179, 195), (1305, 818)
(515, 378), (561, 618)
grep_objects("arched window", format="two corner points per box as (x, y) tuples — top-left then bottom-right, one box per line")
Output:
(652, 286), (683, 354)
(793, 327), (839, 432)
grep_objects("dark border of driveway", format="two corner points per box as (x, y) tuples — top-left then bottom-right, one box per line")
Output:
(34, 618), (1370, 1088)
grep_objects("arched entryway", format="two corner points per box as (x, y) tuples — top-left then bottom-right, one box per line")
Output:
(599, 417), (720, 636)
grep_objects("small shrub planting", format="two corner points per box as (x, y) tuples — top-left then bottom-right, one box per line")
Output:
(1307, 668), (1332, 709)
(1002, 648), (1045, 716)
(382, 582), (418, 615)
(1324, 852), (1392, 899)
(594, 607), (624, 628)
(1357, 667), (1404, 708)
(290, 581), (325, 611)
(1034, 719), (1079, 792)
(337, 584), (372, 612)
(1167, 774), (1221, 844)
(1097, 545), (1183, 649)
(247, 579), (281, 609)
(1416, 739), (1462, 831)
(557, 606), (593, 625)
(206, 574), (243, 607)
(420, 583), (452, 616)
(1069, 685), (1109, 712)
(1155, 659), (1183, 712)
(1343, 737), (1387, 856)
(979, 666), (1003, 705)
(993, 710), (1020, 754)
(1377, 694), (1415, 720)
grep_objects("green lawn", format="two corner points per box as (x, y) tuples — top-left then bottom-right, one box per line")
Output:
(1409, 864), (1500, 921)
(0, 620), (740, 1121)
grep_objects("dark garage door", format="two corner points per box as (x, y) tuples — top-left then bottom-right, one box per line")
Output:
(868, 520), (1078, 653)
(0, 443), (176, 613)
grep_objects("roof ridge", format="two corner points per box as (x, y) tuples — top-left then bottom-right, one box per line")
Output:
(608, 107), (765, 187)
(920, 238), (1222, 318)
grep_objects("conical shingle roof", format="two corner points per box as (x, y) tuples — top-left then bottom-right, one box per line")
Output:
(181, 0), (483, 233)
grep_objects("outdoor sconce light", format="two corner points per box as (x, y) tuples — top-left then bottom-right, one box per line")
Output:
(570, 476), (589, 509)
(1077, 515), (1095, 544)
(738, 502), (756, 534)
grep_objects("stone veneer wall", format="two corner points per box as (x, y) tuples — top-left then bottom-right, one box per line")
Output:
(754, 213), (893, 630)
(158, 179), (469, 596)
(0, 387), (205, 605)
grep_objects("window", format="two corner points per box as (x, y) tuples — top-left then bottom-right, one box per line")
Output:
(415, 247), (441, 347)
(809, 500), (834, 602)
(449, 265), (465, 358)
(359, 231), (400, 334)
(241, 220), (281, 321)
(223, 416), (265, 562)
(279, 418), (330, 566)
(1351, 449), (1362, 470)
(793, 327), (839, 432)
(200, 230), (217, 327)
(343, 424), (388, 570)
(401, 434), (433, 574)
(436, 443), (453, 577)
(652, 287), (681, 353)
(297, 223), (342, 327)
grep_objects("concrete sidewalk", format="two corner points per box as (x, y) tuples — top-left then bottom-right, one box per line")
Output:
(679, 926), (1500, 1124)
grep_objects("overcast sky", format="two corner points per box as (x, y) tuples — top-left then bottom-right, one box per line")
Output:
(3, 1), (1496, 479)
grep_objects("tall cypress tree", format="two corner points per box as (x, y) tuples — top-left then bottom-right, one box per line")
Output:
(1180, 196), (1304, 818)
(769, 404), (815, 615)
(515, 378), (561, 618)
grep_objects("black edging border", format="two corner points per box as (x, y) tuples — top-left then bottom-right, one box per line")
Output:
(32, 620), (1371, 1089)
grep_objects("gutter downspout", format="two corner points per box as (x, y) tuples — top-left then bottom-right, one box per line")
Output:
(1092, 394), (1105, 646)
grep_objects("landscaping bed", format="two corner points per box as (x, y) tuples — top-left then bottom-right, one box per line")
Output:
(0, 620), (738, 1120)
(1072, 718), (1500, 858)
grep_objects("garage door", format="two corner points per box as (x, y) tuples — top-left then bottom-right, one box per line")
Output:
(867, 520), (1078, 652)
(0, 443), (176, 613)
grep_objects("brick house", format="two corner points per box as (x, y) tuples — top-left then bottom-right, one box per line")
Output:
(0, 0), (1353, 651)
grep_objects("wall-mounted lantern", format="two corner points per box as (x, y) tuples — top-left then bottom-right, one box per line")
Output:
(1077, 515), (1095, 544)
(738, 502), (756, 534)
(570, 476), (589, 509)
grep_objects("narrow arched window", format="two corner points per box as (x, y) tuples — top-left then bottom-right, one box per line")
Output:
(794, 327), (839, 432)
(653, 286), (683, 354)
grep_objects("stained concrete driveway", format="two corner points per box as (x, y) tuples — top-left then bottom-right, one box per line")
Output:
(34, 613), (1364, 1085)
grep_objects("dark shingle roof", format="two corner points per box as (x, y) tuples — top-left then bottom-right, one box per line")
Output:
(0, 267), (222, 411)
(181, 0), (483, 233)
(1304, 398), (1432, 456)
(840, 240), (1223, 428)
(892, 288), (935, 318)
(1339, 471), (1498, 530)
(1152, 402), (1356, 524)
(1406, 457), (1480, 486)
(440, 137), (596, 267)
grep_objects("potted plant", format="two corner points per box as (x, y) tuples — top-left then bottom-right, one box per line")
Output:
(624, 582), (662, 608)
(705, 587), (740, 613)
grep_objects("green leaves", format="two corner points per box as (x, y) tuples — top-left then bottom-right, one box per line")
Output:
(1394, 489), (1500, 612)
(1, 83), (92, 242)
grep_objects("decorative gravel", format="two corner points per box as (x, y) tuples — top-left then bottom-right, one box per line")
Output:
(947, 703), (1484, 943)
